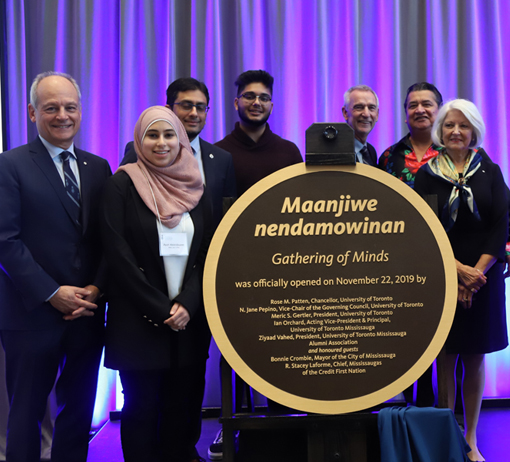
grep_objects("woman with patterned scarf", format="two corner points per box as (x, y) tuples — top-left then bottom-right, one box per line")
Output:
(415, 99), (508, 462)
(101, 106), (212, 462)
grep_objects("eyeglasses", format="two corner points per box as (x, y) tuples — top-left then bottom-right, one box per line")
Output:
(239, 92), (272, 104)
(173, 102), (210, 113)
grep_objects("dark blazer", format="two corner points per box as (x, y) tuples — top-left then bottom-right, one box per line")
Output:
(365, 142), (377, 166)
(101, 171), (212, 371)
(121, 138), (237, 228)
(0, 137), (111, 330)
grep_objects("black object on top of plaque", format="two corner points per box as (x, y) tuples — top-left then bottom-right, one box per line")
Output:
(305, 123), (356, 166)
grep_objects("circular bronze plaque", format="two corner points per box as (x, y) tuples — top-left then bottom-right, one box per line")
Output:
(204, 163), (456, 414)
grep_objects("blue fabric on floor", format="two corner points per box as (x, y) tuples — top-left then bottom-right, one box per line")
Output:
(378, 406), (470, 462)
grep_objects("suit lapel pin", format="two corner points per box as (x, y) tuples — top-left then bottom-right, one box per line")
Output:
(209, 154), (214, 159)
(83, 161), (87, 165)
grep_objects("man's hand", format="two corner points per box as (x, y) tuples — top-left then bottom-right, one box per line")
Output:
(49, 285), (98, 321)
(62, 285), (102, 320)
(81, 285), (101, 303)
(164, 302), (190, 331)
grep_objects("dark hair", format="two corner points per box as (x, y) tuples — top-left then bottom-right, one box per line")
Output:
(404, 82), (443, 110)
(166, 78), (210, 106)
(235, 70), (274, 96)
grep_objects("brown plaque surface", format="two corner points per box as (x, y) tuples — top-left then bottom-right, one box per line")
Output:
(204, 163), (457, 414)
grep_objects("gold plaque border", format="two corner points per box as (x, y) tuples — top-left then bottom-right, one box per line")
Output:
(204, 163), (457, 414)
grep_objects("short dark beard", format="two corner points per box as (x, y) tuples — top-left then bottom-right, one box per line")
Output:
(238, 108), (271, 127)
(186, 130), (199, 141)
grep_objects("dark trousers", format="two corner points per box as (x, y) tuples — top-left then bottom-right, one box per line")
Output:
(119, 362), (207, 462)
(0, 320), (104, 462)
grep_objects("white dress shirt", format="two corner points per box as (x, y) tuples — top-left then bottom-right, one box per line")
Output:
(354, 138), (368, 165)
(160, 212), (195, 300)
(190, 136), (205, 185)
(39, 135), (81, 191)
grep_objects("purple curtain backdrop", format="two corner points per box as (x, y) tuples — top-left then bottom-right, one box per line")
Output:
(3, 0), (510, 427)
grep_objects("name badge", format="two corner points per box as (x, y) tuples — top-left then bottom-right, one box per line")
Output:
(159, 232), (188, 256)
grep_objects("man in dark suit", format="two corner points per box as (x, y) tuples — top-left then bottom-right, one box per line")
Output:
(342, 85), (379, 166)
(0, 72), (111, 462)
(121, 77), (237, 228)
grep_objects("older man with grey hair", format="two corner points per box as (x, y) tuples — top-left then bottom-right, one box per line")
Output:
(0, 71), (111, 462)
(342, 84), (379, 166)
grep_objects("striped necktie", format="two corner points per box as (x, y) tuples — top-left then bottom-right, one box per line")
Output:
(358, 145), (369, 164)
(60, 151), (81, 222)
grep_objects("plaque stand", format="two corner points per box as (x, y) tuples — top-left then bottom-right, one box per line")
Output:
(219, 355), (448, 462)
(220, 357), (381, 462)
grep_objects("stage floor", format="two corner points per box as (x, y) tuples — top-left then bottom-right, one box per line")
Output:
(87, 408), (509, 461)
(87, 414), (220, 462)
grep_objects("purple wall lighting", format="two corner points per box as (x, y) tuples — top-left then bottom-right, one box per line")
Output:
(3, 0), (510, 428)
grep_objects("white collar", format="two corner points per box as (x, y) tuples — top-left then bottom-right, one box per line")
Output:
(39, 135), (76, 160)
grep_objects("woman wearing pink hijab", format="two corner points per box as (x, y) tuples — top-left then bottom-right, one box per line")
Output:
(101, 106), (211, 462)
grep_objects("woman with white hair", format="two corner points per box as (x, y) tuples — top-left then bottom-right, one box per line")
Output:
(415, 99), (508, 462)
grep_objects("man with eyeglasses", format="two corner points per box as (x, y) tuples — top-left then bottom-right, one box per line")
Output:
(121, 77), (237, 229)
(208, 70), (302, 461)
(342, 85), (379, 166)
(215, 69), (302, 197)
